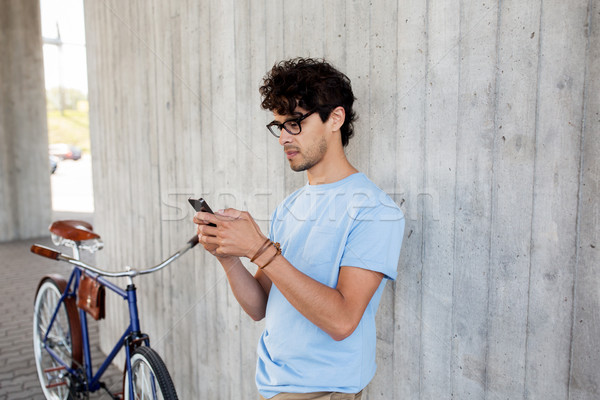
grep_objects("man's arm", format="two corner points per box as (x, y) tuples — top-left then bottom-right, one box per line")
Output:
(193, 213), (272, 321)
(217, 256), (271, 321)
(255, 250), (384, 341)
(196, 209), (383, 341)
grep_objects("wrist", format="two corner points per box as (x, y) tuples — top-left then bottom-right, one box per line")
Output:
(217, 255), (238, 268)
(253, 242), (281, 270)
(248, 236), (271, 261)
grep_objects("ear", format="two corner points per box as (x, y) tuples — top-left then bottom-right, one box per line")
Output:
(328, 106), (346, 132)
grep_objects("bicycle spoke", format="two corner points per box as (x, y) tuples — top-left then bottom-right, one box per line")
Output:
(132, 360), (161, 400)
(143, 364), (154, 399)
(40, 298), (51, 330)
(140, 363), (148, 399)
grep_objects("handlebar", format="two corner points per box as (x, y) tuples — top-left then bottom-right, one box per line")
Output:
(31, 235), (200, 278)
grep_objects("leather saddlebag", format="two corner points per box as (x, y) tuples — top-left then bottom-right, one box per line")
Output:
(77, 275), (105, 320)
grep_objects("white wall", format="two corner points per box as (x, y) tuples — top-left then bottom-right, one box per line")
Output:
(84, 0), (599, 398)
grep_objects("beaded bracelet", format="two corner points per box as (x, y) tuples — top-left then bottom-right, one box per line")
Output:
(259, 242), (281, 270)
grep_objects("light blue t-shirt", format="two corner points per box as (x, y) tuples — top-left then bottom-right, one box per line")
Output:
(256, 173), (405, 398)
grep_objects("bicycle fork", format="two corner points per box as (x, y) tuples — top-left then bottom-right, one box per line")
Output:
(76, 278), (150, 397)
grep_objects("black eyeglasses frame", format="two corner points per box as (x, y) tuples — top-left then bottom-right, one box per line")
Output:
(266, 109), (317, 138)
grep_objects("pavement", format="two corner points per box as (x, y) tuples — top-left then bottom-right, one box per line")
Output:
(0, 212), (122, 400)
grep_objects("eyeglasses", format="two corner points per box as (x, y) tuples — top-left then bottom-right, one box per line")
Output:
(266, 110), (316, 138)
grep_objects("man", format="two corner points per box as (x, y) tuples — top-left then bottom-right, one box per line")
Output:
(194, 58), (404, 400)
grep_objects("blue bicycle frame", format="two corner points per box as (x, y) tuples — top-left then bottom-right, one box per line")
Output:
(42, 266), (146, 398)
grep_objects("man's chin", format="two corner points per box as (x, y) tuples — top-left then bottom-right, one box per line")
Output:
(288, 159), (309, 172)
(289, 163), (307, 172)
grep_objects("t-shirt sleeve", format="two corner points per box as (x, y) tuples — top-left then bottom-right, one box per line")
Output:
(339, 198), (405, 281)
(268, 207), (278, 242)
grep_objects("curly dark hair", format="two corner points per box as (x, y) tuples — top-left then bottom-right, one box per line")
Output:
(259, 58), (357, 147)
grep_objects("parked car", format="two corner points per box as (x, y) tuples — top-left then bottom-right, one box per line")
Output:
(49, 143), (82, 161)
(49, 155), (59, 174)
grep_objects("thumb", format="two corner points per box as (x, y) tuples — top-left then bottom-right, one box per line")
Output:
(215, 208), (242, 219)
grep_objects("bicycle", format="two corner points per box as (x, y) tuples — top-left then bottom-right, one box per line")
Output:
(30, 219), (199, 399)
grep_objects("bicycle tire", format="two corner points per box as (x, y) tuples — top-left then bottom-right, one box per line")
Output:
(33, 276), (83, 400)
(123, 346), (178, 400)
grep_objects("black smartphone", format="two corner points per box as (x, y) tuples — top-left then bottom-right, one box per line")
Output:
(188, 197), (216, 227)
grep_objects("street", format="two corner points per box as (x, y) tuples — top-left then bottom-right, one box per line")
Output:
(51, 154), (94, 213)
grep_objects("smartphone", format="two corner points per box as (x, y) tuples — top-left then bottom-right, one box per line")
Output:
(188, 197), (217, 227)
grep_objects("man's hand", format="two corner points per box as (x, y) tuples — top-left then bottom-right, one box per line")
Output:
(193, 208), (267, 259)
(192, 211), (226, 259)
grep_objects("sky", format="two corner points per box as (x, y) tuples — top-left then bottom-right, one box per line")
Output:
(40, 0), (88, 94)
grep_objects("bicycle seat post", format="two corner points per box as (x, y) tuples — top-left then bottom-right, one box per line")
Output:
(50, 233), (81, 260)
(72, 242), (82, 260)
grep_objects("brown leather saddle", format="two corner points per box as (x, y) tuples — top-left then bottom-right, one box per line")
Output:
(49, 220), (101, 242)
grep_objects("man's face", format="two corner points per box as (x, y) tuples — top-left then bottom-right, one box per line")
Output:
(273, 108), (329, 172)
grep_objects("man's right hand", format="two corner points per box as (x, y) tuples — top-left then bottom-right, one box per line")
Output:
(193, 212), (234, 262)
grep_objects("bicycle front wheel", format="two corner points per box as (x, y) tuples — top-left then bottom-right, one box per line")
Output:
(124, 346), (178, 400)
(33, 277), (82, 399)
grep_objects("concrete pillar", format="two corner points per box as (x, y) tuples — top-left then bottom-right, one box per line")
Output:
(0, 0), (52, 242)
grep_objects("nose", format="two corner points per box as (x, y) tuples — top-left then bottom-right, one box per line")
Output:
(278, 129), (293, 146)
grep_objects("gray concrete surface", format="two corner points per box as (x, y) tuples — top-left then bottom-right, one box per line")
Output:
(0, 212), (121, 399)
(0, 0), (52, 242)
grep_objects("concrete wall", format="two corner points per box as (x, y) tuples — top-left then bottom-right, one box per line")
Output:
(84, 0), (599, 398)
(0, 0), (52, 242)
